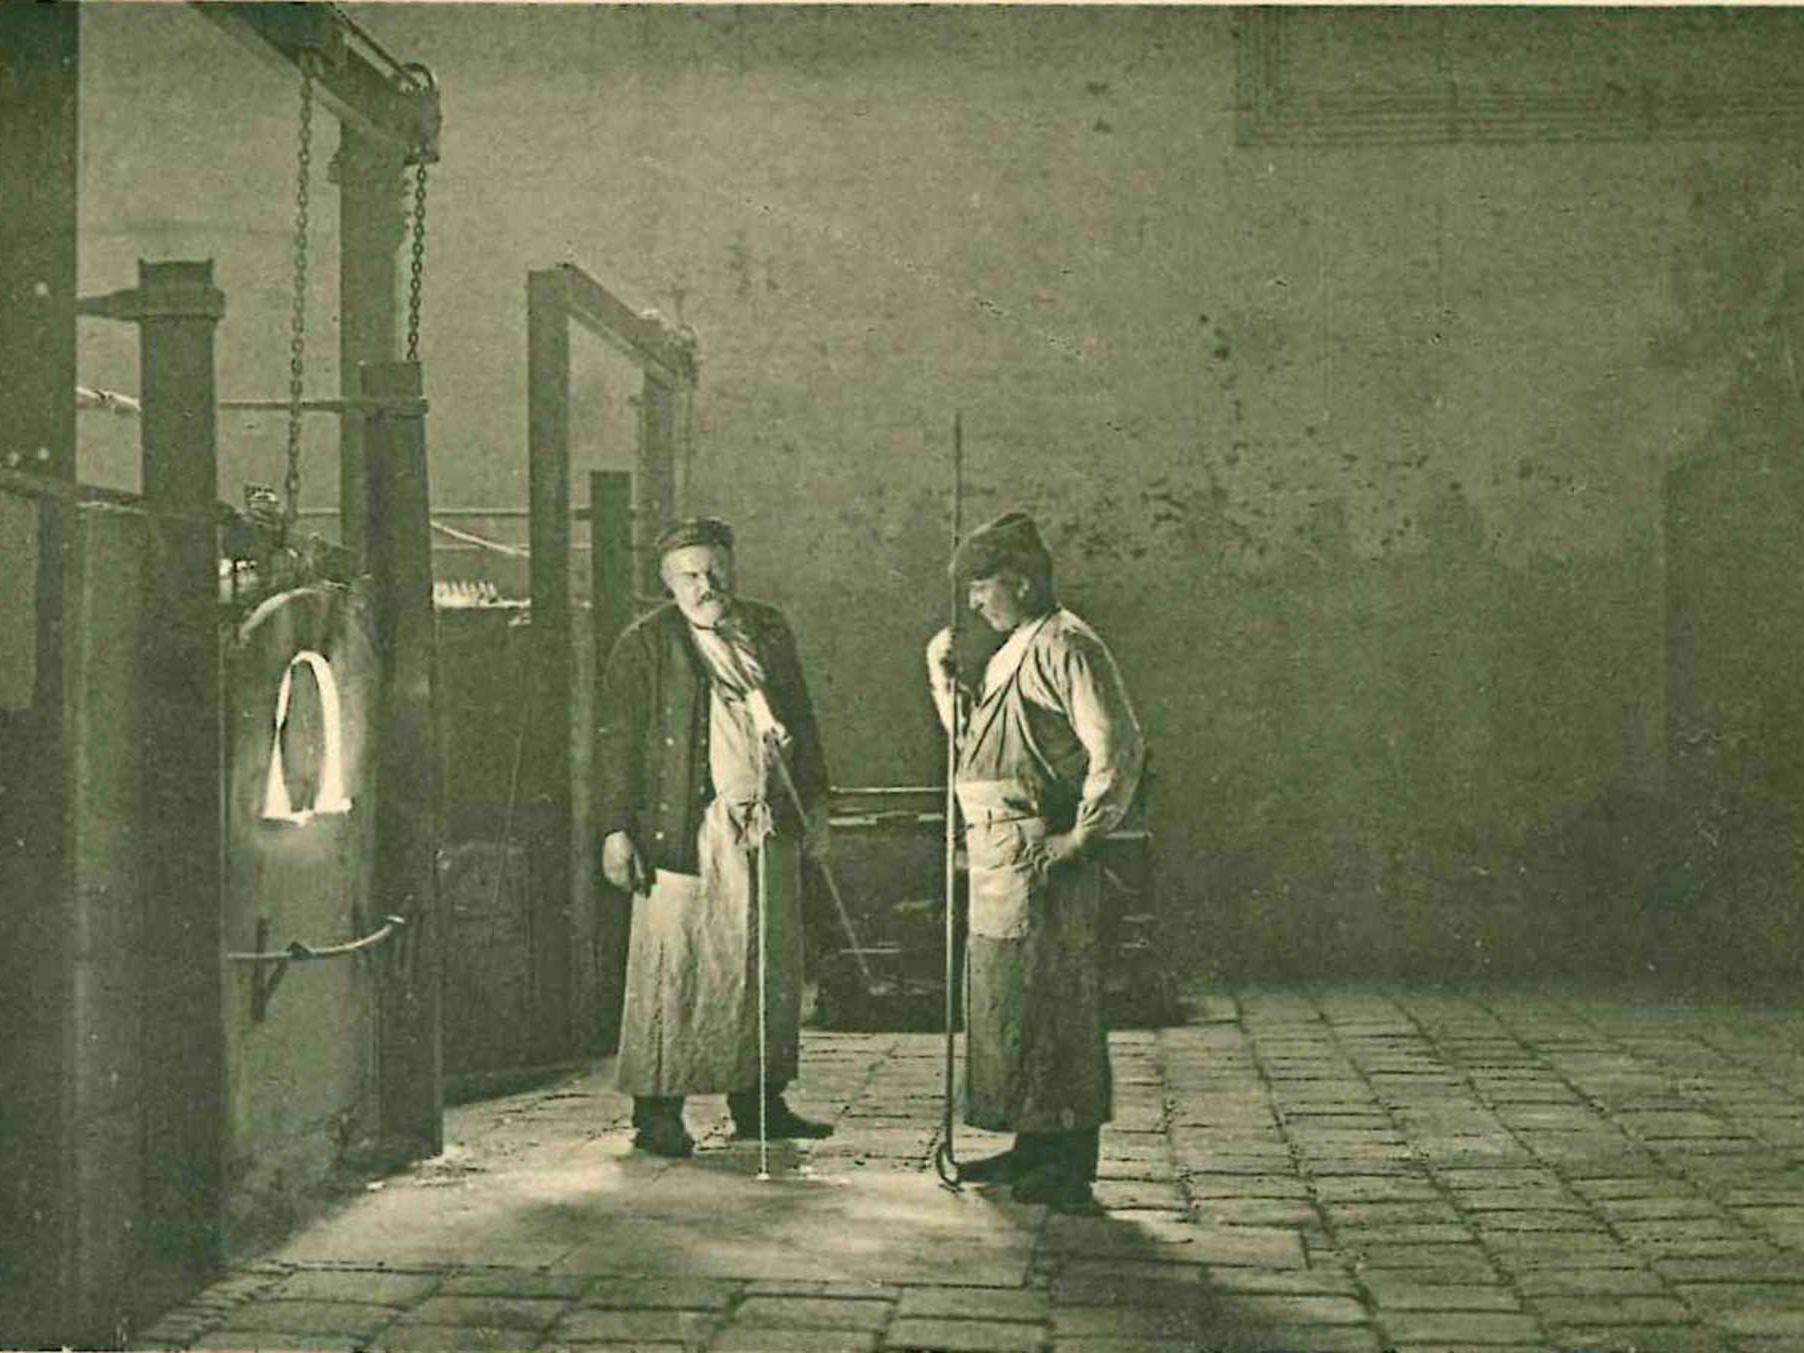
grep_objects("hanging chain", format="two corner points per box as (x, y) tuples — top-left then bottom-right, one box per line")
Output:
(405, 159), (427, 364)
(283, 57), (317, 538)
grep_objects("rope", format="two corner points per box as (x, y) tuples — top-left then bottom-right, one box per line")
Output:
(429, 518), (529, 558)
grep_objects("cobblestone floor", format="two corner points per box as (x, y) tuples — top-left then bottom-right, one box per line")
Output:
(140, 987), (1804, 1352)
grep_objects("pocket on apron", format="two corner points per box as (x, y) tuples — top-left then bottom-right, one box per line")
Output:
(966, 818), (1044, 940)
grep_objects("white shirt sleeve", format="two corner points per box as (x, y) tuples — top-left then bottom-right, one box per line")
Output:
(924, 626), (956, 734)
(1055, 629), (1145, 845)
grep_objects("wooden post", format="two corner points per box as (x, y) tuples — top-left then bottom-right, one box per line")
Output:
(638, 376), (679, 592)
(0, 5), (78, 481)
(134, 259), (228, 1306)
(336, 128), (407, 563)
(588, 470), (634, 1052)
(363, 361), (443, 1157)
(0, 11), (78, 1342)
(527, 270), (574, 1061)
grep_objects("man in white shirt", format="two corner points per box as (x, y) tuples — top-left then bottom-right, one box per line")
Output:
(927, 511), (1145, 1211)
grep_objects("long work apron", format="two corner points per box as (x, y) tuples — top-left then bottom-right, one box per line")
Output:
(957, 619), (1112, 1134)
(615, 687), (803, 1096)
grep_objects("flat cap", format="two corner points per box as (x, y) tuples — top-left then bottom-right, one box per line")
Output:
(654, 516), (735, 556)
(950, 510), (1051, 582)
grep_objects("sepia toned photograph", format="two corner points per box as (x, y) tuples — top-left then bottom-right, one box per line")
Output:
(3, 3), (1803, 1350)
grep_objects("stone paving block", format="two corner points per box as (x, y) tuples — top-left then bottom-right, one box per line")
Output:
(1530, 1296), (1696, 1326)
(1045, 1339), (1183, 1353)
(1103, 1158), (1202, 1185)
(1091, 1180), (1185, 1210)
(1515, 1266), (1667, 1297)
(1359, 1276), (1521, 1312)
(1044, 1215), (1306, 1269)
(267, 1268), (446, 1307)
(1615, 1218), (1755, 1244)
(732, 1295), (894, 1331)
(1617, 1113), (1744, 1140)
(1171, 1153), (1296, 1176)
(1184, 1173), (1310, 1199)
(1333, 1223), (1476, 1246)
(429, 1270), (592, 1300)
(1437, 1169), (1564, 1191)
(1311, 1175), (1440, 1203)
(1306, 1157), (1421, 1176)
(379, 1324), (549, 1351)
(1298, 1145), (1421, 1168)
(1207, 1267), (1359, 1297)
(582, 1277), (740, 1310)
(257, 1270), (429, 1313)
(1050, 1267), (1209, 1310)
(1624, 1236), (1780, 1260)
(1471, 1210), (1610, 1233)
(1711, 1186), (1804, 1209)
(216, 1300), (400, 1339)
(552, 1307), (718, 1343)
(1342, 1245), (1498, 1278)
(1569, 1175), (1691, 1198)
(1415, 1140), (1541, 1168)
(1592, 1196), (1723, 1222)
(746, 1279), (902, 1300)
(1321, 1201), (1463, 1227)
(1053, 1305), (1215, 1341)
(898, 1288), (1050, 1323)
(400, 1294), (571, 1329)
(1548, 1327), (1732, 1352)
(1192, 1198), (1321, 1227)
(1654, 1256), (1799, 1284)
(1675, 1284), (1804, 1315)
(1213, 1293), (1370, 1326)
(884, 1316), (1048, 1352)
(1220, 1326), (1385, 1352)
(714, 1327), (878, 1352)
(1098, 1137), (1172, 1163)
(1482, 1232), (1640, 1266)
(1377, 1311), (1545, 1345)
(195, 1333), (371, 1351)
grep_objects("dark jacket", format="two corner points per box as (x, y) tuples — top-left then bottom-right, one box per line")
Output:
(595, 599), (830, 876)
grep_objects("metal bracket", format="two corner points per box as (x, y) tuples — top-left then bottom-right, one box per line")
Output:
(74, 268), (226, 325)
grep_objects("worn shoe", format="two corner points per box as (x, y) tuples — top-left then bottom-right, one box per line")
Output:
(956, 1149), (1026, 1184)
(731, 1099), (835, 1141)
(1011, 1163), (1103, 1214)
(632, 1116), (695, 1158)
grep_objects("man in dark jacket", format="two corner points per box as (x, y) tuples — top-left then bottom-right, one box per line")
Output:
(597, 517), (834, 1157)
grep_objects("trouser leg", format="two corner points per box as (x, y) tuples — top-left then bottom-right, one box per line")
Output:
(1015, 1128), (1100, 1181)
(633, 1095), (685, 1127)
(727, 1081), (788, 1126)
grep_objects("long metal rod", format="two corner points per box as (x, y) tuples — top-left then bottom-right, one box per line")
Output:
(220, 397), (428, 413)
(226, 914), (406, 963)
(755, 736), (772, 1182)
(936, 411), (965, 1188)
(766, 750), (876, 990)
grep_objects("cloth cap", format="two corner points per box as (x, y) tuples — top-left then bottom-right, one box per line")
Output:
(654, 516), (735, 557)
(950, 510), (1051, 582)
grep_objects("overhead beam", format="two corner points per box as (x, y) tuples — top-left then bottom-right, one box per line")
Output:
(190, 3), (440, 162)
(552, 265), (698, 390)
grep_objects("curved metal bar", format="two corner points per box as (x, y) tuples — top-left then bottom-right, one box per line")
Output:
(227, 914), (406, 964)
